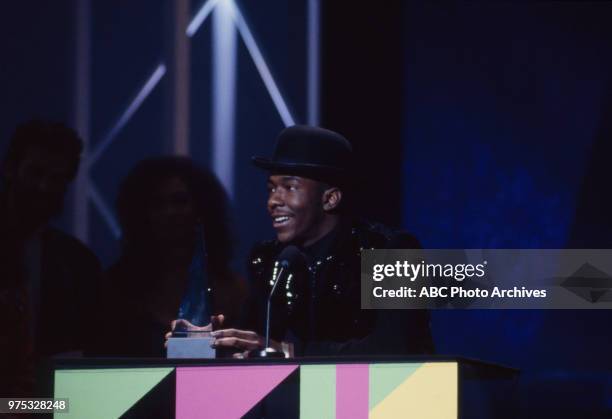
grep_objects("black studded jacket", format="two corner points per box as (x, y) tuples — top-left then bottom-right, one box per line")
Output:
(242, 218), (435, 356)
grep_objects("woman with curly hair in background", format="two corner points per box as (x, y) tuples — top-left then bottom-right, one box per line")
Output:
(89, 157), (245, 357)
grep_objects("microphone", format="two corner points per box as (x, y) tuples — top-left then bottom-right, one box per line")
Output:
(277, 244), (306, 268)
(251, 245), (305, 358)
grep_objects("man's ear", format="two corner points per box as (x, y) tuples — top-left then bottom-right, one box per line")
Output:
(322, 187), (342, 212)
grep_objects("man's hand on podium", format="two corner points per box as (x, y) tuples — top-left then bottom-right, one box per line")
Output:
(164, 315), (225, 348)
(210, 328), (265, 353)
(211, 329), (294, 359)
(164, 316), (294, 358)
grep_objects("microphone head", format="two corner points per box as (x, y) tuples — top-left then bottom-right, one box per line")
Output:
(277, 245), (306, 269)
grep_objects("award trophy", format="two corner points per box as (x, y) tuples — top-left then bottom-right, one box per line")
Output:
(167, 225), (215, 359)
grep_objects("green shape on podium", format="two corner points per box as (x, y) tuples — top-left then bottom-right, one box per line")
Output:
(300, 365), (336, 419)
(369, 363), (421, 410)
(54, 367), (174, 419)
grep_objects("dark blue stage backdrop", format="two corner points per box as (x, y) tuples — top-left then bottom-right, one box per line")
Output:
(1, 1), (611, 415)
(87, 0), (310, 269)
(0, 0), (311, 270)
(402, 2), (612, 414)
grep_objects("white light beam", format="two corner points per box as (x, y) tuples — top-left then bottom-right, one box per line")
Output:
(186, 0), (220, 37)
(88, 183), (122, 239)
(307, 0), (320, 125)
(88, 63), (166, 166)
(211, 0), (237, 197)
(231, 1), (296, 127)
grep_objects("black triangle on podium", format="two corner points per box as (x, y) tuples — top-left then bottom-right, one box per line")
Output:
(242, 367), (300, 419)
(120, 369), (176, 419)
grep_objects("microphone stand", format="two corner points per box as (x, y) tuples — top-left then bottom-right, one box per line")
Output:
(249, 265), (287, 358)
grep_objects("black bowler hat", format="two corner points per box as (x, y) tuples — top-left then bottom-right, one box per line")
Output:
(252, 125), (353, 183)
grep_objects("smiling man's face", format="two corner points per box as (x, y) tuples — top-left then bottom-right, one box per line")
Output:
(267, 174), (331, 246)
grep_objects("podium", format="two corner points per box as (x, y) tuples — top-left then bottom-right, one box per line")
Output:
(53, 356), (518, 418)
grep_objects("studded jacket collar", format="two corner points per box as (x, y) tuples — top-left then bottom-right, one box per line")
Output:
(243, 218), (434, 355)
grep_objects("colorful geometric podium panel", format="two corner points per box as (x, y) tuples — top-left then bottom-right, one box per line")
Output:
(369, 362), (421, 410)
(370, 363), (458, 419)
(300, 364), (337, 418)
(175, 365), (298, 419)
(54, 367), (173, 419)
(54, 362), (458, 418)
(300, 363), (457, 419)
(300, 364), (373, 418)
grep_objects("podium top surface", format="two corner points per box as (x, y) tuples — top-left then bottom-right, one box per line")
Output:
(53, 355), (519, 378)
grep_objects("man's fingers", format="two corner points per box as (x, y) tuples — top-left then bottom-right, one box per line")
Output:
(211, 328), (265, 350)
(211, 314), (225, 330)
(164, 331), (174, 349)
(232, 350), (249, 359)
(212, 328), (261, 341)
(172, 318), (194, 331)
(166, 319), (212, 346)
(213, 337), (261, 351)
(200, 323), (213, 332)
(172, 318), (210, 332)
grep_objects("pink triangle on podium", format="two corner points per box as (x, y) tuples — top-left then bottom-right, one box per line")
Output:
(176, 365), (298, 419)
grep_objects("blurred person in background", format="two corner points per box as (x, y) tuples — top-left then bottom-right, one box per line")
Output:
(0, 120), (101, 396)
(89, 157), (245, 357)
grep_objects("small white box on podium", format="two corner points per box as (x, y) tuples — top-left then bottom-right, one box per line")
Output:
(166, 337), (215, 359)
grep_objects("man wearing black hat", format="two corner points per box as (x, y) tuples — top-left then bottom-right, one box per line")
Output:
(174, 125), (433, 357)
